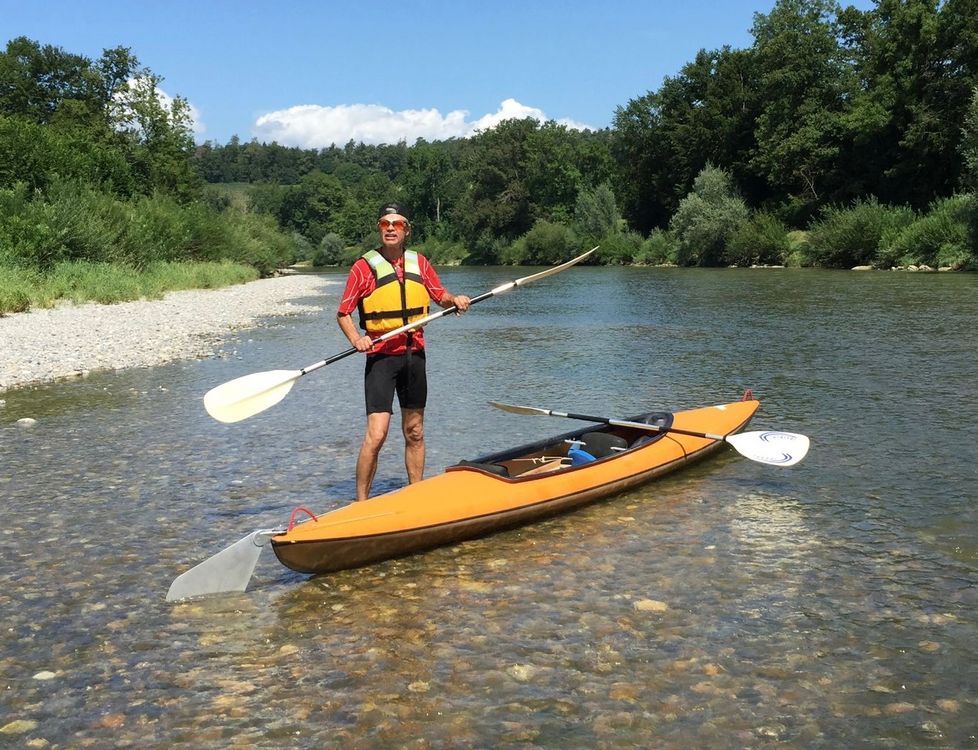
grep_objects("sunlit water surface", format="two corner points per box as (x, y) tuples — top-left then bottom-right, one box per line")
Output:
(2, 267), (976, 748)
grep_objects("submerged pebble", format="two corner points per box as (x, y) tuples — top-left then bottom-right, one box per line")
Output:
(1, 720), (39, 734)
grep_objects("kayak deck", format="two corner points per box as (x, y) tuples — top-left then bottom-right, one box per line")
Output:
(271, 398), (759, 574)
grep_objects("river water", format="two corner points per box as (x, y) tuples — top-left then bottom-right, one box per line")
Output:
(1, 266), (976, 748)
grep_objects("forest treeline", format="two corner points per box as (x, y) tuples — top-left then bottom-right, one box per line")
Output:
(0, 37), (291, 312)
(194, 0), (978, 271)
(3, 0), (978, 315)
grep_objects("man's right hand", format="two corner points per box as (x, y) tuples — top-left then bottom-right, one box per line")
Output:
(353, 335), (374, 352)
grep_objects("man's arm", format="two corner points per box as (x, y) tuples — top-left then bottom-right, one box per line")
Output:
(419, 255), (470, 312)
(337, 260), (374, 351)
(337, 312), (373, 352)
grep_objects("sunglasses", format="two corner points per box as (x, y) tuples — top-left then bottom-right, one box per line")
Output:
(378, 219), (408, 230)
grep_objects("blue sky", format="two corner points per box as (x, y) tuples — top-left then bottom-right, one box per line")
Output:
(2, 0), (872, 148)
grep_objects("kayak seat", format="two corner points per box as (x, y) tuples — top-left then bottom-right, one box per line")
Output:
(630, 434), (658, 448)
(579, 432), (628, 459)
(453, 460), (510, 478)
(629, 412), (673, 448)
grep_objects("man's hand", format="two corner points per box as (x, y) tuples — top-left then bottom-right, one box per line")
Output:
(352, 334), (374, 352)
(452, 294), (471, 313)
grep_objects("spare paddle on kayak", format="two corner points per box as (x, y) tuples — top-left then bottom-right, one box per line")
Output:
(203, 248), (597, 423)
(488, 400), (810, 467)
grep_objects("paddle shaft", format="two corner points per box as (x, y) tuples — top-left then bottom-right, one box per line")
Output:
(540, 408), (732, 442)
(302, 288), (498, 376)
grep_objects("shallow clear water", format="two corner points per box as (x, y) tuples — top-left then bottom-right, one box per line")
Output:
(1, 267), (976, 748)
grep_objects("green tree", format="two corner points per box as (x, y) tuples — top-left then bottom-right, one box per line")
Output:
(0, 37), (200, 202)
(114, 74), (200, 200)
(612, 46), (760, 233)
(524, 121), (585, 223)
(276, 170), (345, 244)
(669, 165), (749, 266)
(0, 37), (96, 124)
(314, 232), (344, 266)
(454, 118), (538, 260)
(839, 0), (978, 208)
(574, 182), (621, 242)
(399, 139), (459, 241)
(963, 87), (978, 190)
(962, 87), (978, 254)
(749, 0), (851, 219)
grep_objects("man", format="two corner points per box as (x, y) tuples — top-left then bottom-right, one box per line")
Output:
(337, 202), (471, 501)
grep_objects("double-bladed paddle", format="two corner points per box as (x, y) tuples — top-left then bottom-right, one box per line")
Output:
(488, 401), (811, 466)
(204, 248), (597, 423)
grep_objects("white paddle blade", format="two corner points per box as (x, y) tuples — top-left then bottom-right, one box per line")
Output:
(487, 400), (550, 416)
(203, 369), (302, 423)
(726, 431), (810, 467)
(166, 530), (274, 601)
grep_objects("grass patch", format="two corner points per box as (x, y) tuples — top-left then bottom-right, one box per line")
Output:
(0, 260), (258, 315)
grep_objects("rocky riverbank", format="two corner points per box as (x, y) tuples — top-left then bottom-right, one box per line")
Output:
(0, 273), (336, 392)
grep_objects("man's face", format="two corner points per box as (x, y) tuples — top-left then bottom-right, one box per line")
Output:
(378, 214), (410, 249)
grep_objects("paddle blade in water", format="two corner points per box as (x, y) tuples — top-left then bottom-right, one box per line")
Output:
(726, 430), (810, 467)
(203, 369), (302, 423)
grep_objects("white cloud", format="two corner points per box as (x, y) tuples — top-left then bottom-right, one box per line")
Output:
(252, 98), (593, 148)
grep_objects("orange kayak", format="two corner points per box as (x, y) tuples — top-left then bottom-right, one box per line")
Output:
(270, 397), (759, 574)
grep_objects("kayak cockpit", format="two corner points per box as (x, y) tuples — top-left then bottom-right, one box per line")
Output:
(447, 410), (675, 480)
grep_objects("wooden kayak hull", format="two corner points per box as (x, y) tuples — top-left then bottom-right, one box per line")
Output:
(271, 398), (759, 574)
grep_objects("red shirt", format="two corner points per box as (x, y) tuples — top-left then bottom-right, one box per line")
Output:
(337, 251), (448, 355)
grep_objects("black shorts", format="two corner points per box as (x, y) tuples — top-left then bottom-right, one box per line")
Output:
(364, 350), (427, 414)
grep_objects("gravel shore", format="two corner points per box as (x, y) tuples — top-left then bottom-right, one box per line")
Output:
(0, 273), (337, 392)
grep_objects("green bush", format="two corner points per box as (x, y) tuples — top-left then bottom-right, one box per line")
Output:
(785, 230), (809, 267)
(417, 237), (469, 265)
(804, 198), (915, 268)
(313, 233), (345, 266)
(726, 212), (790, 266)
(502, 220), (579, 265)
(634, 229), (678, 265)
(0, 266), (36, 313)
(0, 178), (295, 279)
(594, 231), (642, 265)
(880, 194), (974, 269)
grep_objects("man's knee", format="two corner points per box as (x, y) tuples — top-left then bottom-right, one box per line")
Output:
(363, 414), (391, 450)
(402, 411), (424, 445)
